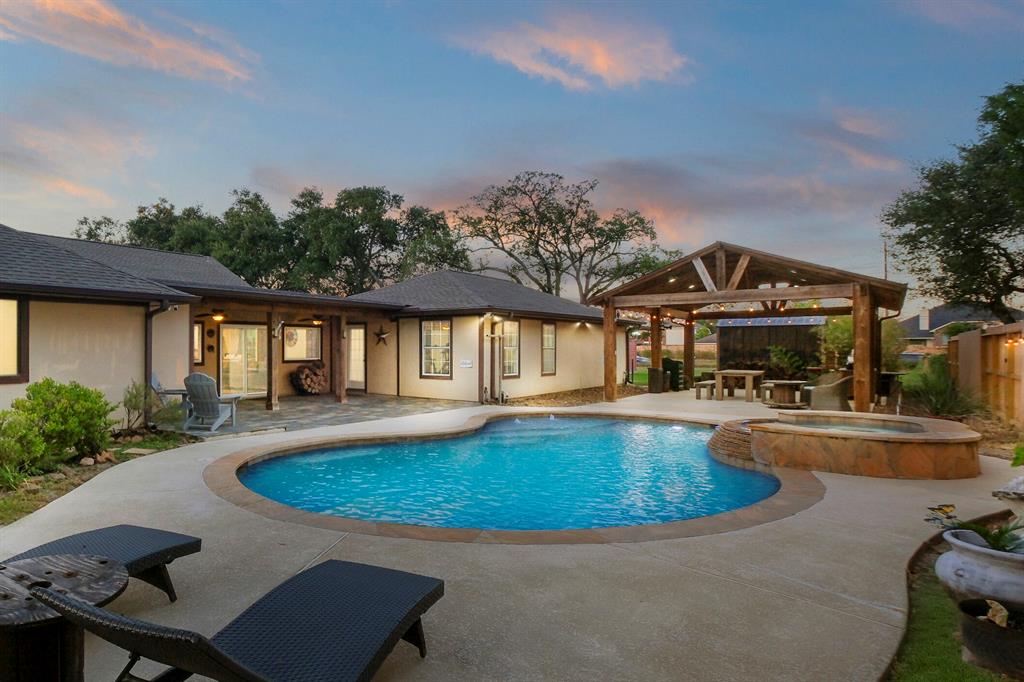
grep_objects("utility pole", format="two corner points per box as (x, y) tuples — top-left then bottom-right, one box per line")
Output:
(883, 240), (889, 280)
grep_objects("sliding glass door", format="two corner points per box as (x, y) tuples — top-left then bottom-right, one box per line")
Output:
(220, 324), (268, 397)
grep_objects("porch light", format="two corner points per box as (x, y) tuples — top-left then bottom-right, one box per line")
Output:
(211, 310), (225, 322)
(312, 319), (323, 326)
(688, 284), (696, 289)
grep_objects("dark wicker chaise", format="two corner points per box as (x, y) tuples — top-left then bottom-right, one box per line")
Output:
(32, 559), (445, 682)
(5, 524), (201, 602)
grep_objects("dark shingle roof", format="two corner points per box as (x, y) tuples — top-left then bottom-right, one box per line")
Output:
(345, 270), (604, 320)
(899, 303), (1024, 337)
(0, 224), (194, 302)
(38, 235), (250, 289)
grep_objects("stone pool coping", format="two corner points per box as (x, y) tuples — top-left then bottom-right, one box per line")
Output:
(751, 410), (983, 443)
(204, 410), (825, 544)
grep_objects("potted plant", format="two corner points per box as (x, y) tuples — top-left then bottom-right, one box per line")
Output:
(926, 505), (1024, 609)
(958, 599), (1024, 678)
(992, 443), (1024, 522)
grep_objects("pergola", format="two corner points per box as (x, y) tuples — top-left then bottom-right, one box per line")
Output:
(590, 242), (907, 411)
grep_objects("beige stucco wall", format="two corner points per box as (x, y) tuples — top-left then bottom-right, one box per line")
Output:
(498, 319), (625, 399)
(0, 300), (146, 414)
(397, 316), (481, 402)
(151, 304), (191, 389)
(359, 311), (398, 395)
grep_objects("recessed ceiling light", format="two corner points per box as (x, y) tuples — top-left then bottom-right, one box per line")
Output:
(688, 283), (696, 289)
(668, 277), (677, 283)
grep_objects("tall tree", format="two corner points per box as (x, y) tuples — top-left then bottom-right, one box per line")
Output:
(883, 81), (1024, 323)
(455, 171), (673, 301)
(216, 189), (294, 288)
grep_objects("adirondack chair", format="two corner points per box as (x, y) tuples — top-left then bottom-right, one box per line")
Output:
(184, 373), (240, 432)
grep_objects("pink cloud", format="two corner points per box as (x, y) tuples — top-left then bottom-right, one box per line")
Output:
(454, 14), (689, 91)
(43, 177), (114, 205)
(834, 108), (890, 138)
(820, 138), (903, 171)
(0, 0), (255, 84)
(906, 0), (1024, 31)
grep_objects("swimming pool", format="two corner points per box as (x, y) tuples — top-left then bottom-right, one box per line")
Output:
(238, 417), (780, 531)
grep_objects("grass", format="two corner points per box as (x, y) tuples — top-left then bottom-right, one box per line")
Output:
(631, 362), (717, 388)
(888, 551), (1004, 682)
(0, 431), (192, 526)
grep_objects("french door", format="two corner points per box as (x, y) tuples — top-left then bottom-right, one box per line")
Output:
(347, 324), (366, 391)
(220, 324), (268, 397)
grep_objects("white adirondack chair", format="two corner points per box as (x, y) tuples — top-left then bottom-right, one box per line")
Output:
(183, 373), (240, 432)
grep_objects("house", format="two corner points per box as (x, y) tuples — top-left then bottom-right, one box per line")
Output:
(0, 224), (626, 412)
(898, 303), (1024, 347)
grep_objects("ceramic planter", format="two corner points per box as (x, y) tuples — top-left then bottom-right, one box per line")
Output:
(958, 599), (1024, 678)
(935, 530), (1024, 609)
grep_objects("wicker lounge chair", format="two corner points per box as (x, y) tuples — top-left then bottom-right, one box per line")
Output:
(806, 375), (853, 411)
(32, 559), (444, 682)
(5, 524), (201, 602)
(184, 372), (240, 432)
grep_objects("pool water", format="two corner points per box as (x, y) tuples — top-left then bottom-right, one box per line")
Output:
(239, 417), (780, 531)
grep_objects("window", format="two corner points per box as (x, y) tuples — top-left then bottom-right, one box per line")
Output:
(501, 320), (519, 377)
(421, 319), (451, 377)
(0, 298), (27, 383)
(541, 322), (556, 375)
(283, 325), (322, 362)
(193, 322), (204, 365)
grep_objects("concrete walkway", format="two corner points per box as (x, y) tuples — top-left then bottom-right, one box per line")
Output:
(0, 393), (1010, 681)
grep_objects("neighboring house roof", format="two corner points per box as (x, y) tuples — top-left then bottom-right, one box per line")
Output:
(898, 303), (1024, 338)
(0, 224), (194, 303)
(38, 234), (250, 290)
(696, 332), (718, 344)
(344, 270), (606, 321)
(718, 316), (825, 327)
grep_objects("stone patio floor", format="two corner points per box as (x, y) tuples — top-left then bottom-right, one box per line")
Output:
(0, 392), (1010, 681)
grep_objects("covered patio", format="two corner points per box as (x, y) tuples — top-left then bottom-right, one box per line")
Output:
(593, 242), (907, 411)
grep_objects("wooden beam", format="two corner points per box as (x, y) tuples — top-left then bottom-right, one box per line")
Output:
(610, 283), (855, 309)
(683, 317), (695, 387)
(603, 304), (617, 402)
(761, 301), (772, 312)
(726, 253), (750, 290)
(266, 310), (279, 411)
(853, 284), (875, 412)
(337, 311), (348, 403)
(649, 308), (663, 369)
(692, 306), (852, 320)
(693, 258), (717, 292)
(715, 248), (727, 290)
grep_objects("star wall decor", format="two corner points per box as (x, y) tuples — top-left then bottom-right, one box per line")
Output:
(374, 325), (391, 346)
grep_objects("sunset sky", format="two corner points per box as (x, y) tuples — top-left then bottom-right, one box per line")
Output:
(1, 0), (1021, 308)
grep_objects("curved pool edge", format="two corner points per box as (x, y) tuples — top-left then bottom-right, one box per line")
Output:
(204, 410), (825, 545)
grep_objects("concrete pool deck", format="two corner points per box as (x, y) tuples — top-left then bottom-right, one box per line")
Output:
(0, 392), (1011, 681)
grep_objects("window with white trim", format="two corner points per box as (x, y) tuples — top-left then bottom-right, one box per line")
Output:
(421, 319), (452, 377)
(541, 322), (556, 375)
(501, 320), (519, 377)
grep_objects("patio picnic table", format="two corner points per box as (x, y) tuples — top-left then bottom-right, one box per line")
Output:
(0, 554), (128, 682)
(714, 369), (765, 402)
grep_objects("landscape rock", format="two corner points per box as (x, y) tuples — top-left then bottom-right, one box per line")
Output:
(22, 481), (41, 492)
(46, 472), (66, 481)
(123, 447), (158, 455)
(79, 457), (95, 466)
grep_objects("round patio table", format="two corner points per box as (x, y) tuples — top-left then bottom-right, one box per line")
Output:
(0, 554), (128, 682)
(766, 380), (806, 408)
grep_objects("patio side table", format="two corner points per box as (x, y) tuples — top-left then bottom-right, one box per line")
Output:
(764, 380), (806, 408)
(0, 554), (128, 682)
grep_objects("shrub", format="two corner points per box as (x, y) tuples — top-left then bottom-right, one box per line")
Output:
(0, 410), (46, 490)
(768, 345), (805, 379)
(902, 356), (984, 418)
(122, 380), (161, 431)
(11, 379), (117, 460)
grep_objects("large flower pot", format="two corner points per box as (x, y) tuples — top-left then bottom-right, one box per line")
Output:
(935, 530), (1024, 609)
(958, 599), (1024, 678)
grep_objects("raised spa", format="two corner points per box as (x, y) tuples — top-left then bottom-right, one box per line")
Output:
(238, 417), (780, 531)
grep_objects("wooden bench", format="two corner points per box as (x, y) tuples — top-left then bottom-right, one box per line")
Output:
(695, 379), (716, 400)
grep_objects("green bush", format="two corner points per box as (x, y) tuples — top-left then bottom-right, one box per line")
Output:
(11, 379), (117, 460)
(122, 380), (161, 431)
(902, 356), (984, 418)
(0, 410), (46, 490)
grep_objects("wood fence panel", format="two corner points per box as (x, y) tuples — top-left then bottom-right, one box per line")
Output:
(956, 323), (1023, 426)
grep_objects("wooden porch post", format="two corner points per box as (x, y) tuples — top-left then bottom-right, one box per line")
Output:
(333, 313), (348, 404)
(603, 303), (617, 402)
(852, 284), (876, 412)
(649, 308), (663, 369)
(683, 316), (695, 388)
(266, 310), (279, 411)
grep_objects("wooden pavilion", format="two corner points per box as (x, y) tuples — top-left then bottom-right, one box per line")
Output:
(590, 242), (907, 411)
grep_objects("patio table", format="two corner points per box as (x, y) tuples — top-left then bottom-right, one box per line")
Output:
(0, 554), (128, 682)
(714, 369), (765, 402)
(764, 380), (806, 408)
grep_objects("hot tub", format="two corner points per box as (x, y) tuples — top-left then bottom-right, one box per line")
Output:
(747, 411), (981, 479)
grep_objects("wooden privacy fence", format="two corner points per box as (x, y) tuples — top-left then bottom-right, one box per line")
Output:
(951, 322), (1024, 426)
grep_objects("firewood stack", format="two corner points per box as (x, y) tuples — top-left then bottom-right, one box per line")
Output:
(291, 361), (329, 394)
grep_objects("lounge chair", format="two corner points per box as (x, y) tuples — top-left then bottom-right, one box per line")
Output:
(32, 559), (444, 682)
(184, 372), (240, 432)
(806, 375), (853, 411)
(5, 524), (201, 602)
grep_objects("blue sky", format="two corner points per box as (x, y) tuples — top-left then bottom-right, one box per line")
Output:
(1, 0), (1021, 308)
